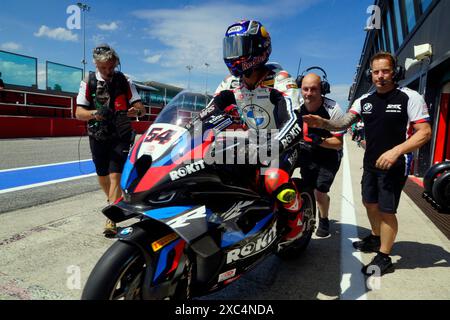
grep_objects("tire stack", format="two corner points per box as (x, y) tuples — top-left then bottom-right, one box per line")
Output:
(423, 161), (450, 214)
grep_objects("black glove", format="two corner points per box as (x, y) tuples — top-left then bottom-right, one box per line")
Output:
(307, 133), (325, 146)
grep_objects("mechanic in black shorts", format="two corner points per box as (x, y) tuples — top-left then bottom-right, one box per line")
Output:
(76, 44), (145, 237)
(303, 52), (431, 275)
(296, 71), (345, 238)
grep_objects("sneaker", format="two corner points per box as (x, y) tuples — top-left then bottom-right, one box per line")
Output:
(352, 234), (380, 252)
(103, 219), (117, 238)
(361, 252), (394, 276)
(315, 217), (330, 238)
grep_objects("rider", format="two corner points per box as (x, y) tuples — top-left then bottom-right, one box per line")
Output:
(206, 20), (304, 242)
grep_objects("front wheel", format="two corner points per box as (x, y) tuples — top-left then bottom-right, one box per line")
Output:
(276, 179), (316, 259)
(81, 241), (146, 300)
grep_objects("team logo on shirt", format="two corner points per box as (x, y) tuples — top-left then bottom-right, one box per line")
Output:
(386, 104), (402, 113)
(243, 104), (270, 129)
(362, 103), (373, 113)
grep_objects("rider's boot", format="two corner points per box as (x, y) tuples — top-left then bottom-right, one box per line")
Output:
(263, 168), (304, 242)
(277, 188), (304, 242)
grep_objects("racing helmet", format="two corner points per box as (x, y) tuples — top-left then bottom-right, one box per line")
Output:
(223, 20), (272, 77)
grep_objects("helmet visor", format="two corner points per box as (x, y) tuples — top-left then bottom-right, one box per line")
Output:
(223, 36), (254, 60)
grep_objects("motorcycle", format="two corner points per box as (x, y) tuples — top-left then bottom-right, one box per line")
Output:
(81, 91), (316, 300)
(422, 160), (450, 214)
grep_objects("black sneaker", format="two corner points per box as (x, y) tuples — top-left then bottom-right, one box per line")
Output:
(353, 234), (380, 252)
(315, 217), (330, 238)
(361, 253), (394, 276)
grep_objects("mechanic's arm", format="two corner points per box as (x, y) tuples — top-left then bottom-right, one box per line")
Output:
(303, 112), (359, 131)
(76, 105), (103, 121)
(375, 122), (432, 170)
(321, 135), (343, 151)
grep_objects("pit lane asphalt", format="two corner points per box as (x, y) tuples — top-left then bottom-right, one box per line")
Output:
(0, 137), (99, 214)
(0, 135), (449, 300)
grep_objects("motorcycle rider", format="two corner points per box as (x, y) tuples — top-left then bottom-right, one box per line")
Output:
(206, 20), (304, 242)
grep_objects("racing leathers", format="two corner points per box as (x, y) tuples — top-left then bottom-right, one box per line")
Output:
(211, 64), (304, 241)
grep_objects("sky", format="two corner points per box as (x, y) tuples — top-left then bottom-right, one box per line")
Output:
(0, 0), (374, 108)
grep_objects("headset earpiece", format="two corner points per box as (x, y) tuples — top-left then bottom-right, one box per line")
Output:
(296, 66), (331, 95)
(365, 68), (373, 82)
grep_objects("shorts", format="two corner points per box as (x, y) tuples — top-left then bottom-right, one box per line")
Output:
(89, 137), (131, 176)
(361, 168), (408, 214)
(300, 157), (341, 193)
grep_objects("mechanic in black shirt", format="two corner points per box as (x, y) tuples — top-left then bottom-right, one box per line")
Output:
(303, 52), (431, 275)
(297, 72), (345, 238)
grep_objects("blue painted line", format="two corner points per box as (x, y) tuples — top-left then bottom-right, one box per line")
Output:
(0, 160), (96, 190)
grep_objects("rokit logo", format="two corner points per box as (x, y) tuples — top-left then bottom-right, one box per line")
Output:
(169, 160), (206, 181)
(226, 222), (277, 264)
(280, 123), (301, 148)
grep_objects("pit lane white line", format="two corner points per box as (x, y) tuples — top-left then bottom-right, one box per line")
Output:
(339, 137), (368, 300)
(0, 159), (92, 173)
(0, 173), (97, 194)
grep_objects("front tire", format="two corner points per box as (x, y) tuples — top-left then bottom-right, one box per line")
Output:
(82, 241), (146, 300)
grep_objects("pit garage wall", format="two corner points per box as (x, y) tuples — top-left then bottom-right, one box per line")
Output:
(0, 116), (151, 138)
(395, 0), (450, 175)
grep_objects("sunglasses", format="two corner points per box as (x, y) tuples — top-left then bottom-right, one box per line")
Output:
(94, 46), (111, 54)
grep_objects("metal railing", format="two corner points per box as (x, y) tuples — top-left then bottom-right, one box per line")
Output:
(0, 88), (74, 118)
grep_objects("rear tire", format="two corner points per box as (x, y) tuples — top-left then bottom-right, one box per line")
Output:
(276, 179), (316, 260)
(432, 171), (450, 213)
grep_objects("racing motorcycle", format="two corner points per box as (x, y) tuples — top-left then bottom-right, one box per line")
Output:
(422, 160), (450, 214)
(81, 91), (316, 300)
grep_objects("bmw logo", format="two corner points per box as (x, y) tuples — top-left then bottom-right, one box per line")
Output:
(363, 103), (373, 112)
(120, 227), (133, 236)
(243, 105), (270, 129)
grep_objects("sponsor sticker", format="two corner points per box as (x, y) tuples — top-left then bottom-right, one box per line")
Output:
(226, 221), (277, 264)
(169, 160), (206, 181)
(218, 269), (237, 282)
(227, 25), (243, 34)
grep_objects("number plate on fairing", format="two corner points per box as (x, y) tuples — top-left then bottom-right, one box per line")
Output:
(138, 123), (187, 161)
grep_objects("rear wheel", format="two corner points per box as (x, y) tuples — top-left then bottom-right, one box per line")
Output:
(432, 171), (450, 213)
(276, 179), (316, 259)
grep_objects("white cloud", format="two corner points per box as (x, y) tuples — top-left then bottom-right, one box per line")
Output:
(0, 42), (22, 51)
(144, 54), (162, 64)
(97, 22), (119, 31)
(133, 0), (317, 76)
(92, 34), (107, 45)
(34, 25), (78, 42)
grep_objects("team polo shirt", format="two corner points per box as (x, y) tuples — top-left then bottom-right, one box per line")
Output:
(350, 87), (430, 171)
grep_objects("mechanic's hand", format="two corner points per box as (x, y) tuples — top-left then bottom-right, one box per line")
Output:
(127, 106), (144, 117)
(375, 148), (401, 170)
(302, 114), (325, 128)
